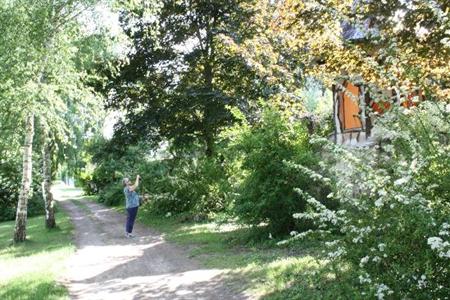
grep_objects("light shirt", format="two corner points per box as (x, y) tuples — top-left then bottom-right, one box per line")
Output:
(124, 186), (139, 208)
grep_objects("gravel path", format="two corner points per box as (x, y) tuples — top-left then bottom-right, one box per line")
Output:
(56, 186), (249, 300)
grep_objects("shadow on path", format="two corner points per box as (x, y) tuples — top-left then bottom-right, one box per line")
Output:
(56, 184), (250, 300)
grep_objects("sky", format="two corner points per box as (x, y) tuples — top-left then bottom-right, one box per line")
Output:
(78, 2), (200, 140)
(79, 2), (125, 140)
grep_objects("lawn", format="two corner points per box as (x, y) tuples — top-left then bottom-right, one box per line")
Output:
(130, 206), (357, 299)
(0, 209), (75, 300)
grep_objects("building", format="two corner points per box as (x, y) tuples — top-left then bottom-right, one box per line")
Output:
(332, 81), (423, 146)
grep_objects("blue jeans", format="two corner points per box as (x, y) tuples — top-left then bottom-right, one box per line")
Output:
(126, 206), (138, 234)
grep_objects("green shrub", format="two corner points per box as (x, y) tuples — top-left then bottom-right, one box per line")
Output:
(0, 168), (19, 221)
(0, 163), (44, 222)
(78, 138), (149, 194)
(83, 139), (233, 215)
(227, 108), (326, 235)
(146, 157), (232, 216)
(76, 173), (95, 195)
(98, 182), (124, 206)
(289, 102), (450, 298)
(79, 138), (153, 205)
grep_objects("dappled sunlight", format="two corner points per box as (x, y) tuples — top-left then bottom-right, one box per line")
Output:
(177, 222), (244, 235)
(0, 212), (74, 259)
(0, 213), (74, 283)
(1, 0), (449, 298)
(68, 269), (236, 300)
(65, 241), (164, 281)
(0, 247), (72, 282)
(0, 224), (10, 230)
(55, 193), (250, 299)
(236, 255), (326, 298)
(0, 273), (68, 300)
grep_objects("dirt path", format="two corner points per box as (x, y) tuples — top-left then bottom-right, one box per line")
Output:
(55, 186), (249, 300)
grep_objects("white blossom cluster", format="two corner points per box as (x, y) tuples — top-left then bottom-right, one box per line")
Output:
(285, 161), (332, 185)
(428, 223), (450, 259)
(375, 283), (393, 300)
(285, 102), (450, 297)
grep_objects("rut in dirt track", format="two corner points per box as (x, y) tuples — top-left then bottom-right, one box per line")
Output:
(58, 192), (250, 300)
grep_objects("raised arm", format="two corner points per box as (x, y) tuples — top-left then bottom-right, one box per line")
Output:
(130, 175), (140, 191)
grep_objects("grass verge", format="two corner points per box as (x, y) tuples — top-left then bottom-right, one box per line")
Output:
(130, 206), (356, 299)
(101, 195), (358, 298)
(0, 208), (74, 300)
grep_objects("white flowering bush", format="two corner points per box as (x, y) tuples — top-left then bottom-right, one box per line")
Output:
(288, 102), (450, 299)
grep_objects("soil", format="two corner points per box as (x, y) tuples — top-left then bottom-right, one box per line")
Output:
(57, 187), (250, 300)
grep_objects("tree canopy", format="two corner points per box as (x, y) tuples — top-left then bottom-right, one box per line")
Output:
(108, 0), (274, 156)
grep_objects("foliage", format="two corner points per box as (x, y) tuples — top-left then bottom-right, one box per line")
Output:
(227, 0), (448, 101)
(226, 107), (328, 235)
(287, 102), (450, 299)
(108, 0), (269, 156)
(0, 159), (44, 222)
(147, 156), (232, 216)
(98, 183), (124, 207)
(135, 208), (353, 299)
(5, 0), (443, 297)
(82, 137), (233, 215)
(77, 138), (149, 205)
(0, 0), (114, 228)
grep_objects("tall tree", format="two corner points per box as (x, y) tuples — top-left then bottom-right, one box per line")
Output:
(40, 124), (55, 228)
(262, 0), (449, 100)
(0, 0), (109, 241)
(13, 114), (35, 241)
(109, 0), (265, 156)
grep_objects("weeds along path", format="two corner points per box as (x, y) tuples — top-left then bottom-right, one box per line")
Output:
(56, 186), (248, 300)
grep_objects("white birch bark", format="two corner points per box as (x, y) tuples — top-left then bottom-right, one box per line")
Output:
(14, 113), (35, 242)
(41, 125), (55, 228)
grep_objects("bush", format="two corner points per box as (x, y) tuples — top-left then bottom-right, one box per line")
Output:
(83, 138), (233, 215)
(0, 162), (44, 222)
(227, 108), (327, 235)
(145, 157), (233, 216)
(76, 169), (97, 195)
(98, 182), (124, 206)
(290, 102), (450, 298)
(0, 167), (19, 221)
(79, 138), (146, 190)
(78, 138), (153, 205)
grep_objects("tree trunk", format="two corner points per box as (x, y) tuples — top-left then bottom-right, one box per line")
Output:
(204, 132), (214, 157)
(14, 113), (35, 243)
(203, 57), (215, 157)
(41, 126), (55, 228)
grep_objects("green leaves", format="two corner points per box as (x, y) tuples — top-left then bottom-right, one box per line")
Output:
(228, 107), (324, 234)
(0, 0), (117, 218)
(108, 0), (266, 155)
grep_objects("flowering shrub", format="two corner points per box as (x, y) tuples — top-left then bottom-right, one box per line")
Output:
(287, 102), (450, 299)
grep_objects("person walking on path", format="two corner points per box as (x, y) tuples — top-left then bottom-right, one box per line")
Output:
(123, 175), (140, 238)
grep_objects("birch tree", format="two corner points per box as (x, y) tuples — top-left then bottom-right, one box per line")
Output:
(0, 0), (110, 241)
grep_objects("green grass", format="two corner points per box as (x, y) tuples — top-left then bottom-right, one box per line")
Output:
(78, 195), (98, 202)
(106, 196), (358, 298)
(0, 209), (75, 300)
(131, 207), (356, 299)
